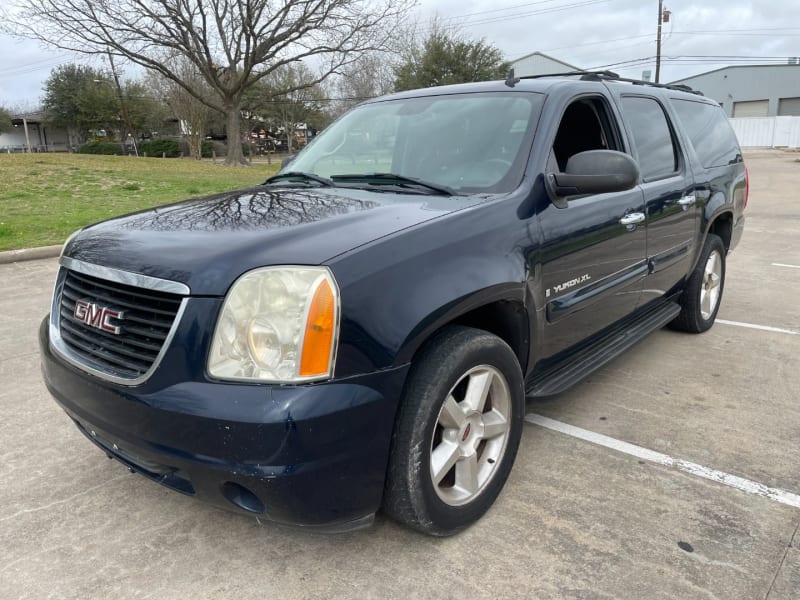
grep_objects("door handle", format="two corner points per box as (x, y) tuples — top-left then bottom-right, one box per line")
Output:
(678, 195), (696, 206)
(619, 212), (646, 226)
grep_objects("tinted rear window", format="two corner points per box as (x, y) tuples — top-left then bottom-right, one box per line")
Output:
(671, 99), (742, 168)
(619, 96), (679, 181)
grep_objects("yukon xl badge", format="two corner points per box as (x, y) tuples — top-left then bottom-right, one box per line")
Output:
(546, 274), (591, 298)
(74, 300), (125, 335)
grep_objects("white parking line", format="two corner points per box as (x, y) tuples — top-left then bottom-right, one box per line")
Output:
(771, 263), (800, 269)
(525, 414), (800, 510)
(716, 319), (798, 336)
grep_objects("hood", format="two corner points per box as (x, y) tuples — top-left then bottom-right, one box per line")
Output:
(65, 185), (485, 295)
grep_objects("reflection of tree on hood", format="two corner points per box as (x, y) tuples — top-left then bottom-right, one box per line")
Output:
(120, 188), (379, 232)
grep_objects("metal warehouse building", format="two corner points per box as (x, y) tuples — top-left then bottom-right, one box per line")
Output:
(670, 64), (800, 118)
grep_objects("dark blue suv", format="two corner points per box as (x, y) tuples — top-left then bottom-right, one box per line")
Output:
(40, 73), (746, 535)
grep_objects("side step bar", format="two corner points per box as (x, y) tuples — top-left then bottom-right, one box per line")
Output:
(526, 301), (681, 398)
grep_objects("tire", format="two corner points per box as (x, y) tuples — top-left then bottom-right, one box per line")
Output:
(383, 326), (525, 536)
(670, 233), (726, 333)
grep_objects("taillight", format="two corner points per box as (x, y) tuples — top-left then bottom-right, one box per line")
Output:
(743, 164), (750, 210)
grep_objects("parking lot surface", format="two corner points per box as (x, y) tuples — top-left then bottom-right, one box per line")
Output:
(1, 150), (798, 599)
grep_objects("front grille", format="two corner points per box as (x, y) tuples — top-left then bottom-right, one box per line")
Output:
(57, 269), (183, 380)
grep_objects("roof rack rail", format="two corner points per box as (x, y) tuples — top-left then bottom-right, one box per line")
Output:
(518, 70), (703, 96)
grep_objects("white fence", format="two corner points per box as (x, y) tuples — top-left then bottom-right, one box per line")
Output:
(729, 116), (800, 148)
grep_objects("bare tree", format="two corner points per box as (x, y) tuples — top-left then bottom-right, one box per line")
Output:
(329, 51), (397, 118)
(1, 0), (411, 165)
(147, 61), (215, 160)
(254, 63), (327, 155)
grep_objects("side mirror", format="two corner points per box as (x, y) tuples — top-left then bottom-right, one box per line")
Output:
(281, 154), (296, 169)
(546, 150), (640, 207)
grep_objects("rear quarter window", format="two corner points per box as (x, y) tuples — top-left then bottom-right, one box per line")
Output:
(671, 99), (742, 168)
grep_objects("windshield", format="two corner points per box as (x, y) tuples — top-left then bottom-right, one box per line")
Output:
(285, 92), (544, 195)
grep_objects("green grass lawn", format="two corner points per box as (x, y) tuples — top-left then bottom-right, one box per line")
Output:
(0, 154), (280, 251)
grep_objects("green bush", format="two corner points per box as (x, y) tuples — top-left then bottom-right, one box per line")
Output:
(201, 140), (233, 158)
(77, 142), (124, 155)
(139, 138), (181, 158)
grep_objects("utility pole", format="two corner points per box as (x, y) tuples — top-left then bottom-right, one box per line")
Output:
(107, 51), (139, 157)
(655, 0), (663, 83)
(655, 1), (670, 83)
(22, 116), (32, 153)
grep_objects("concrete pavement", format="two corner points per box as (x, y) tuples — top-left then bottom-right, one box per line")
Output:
(0, 150), (798, 599)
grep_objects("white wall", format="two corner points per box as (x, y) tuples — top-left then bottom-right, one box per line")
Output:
(0, 122), (70, 152)
(673, 65), (800, 118)
(729, 116), (800, 148)
(511, 54), (578, 77)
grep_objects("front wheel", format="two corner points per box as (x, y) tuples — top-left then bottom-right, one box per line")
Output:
(670, 233), (726, 333)
(383, 326), (524, 536)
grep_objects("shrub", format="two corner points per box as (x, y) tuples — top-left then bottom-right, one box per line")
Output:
(201, 140), (229, 158)
(139, 138), (181, 158)
(77, 142), (124, 155)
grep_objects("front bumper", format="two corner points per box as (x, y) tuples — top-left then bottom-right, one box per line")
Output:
(39, 318), (408, 530)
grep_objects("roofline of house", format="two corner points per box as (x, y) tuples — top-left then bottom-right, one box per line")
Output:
(10, 111), (46, 123)
(509, 51), (580, 71)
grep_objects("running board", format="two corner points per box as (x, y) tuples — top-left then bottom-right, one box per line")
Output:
(526, 301), (681, 398)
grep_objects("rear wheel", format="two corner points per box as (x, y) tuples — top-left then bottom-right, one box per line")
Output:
(670, 233), (726, 333)
(383, 326), (524, 536)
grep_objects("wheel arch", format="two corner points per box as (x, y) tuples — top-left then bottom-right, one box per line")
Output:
(707, 211), (734, 253)
(395, 285), (530, 374)
(702, 191), (734, 252)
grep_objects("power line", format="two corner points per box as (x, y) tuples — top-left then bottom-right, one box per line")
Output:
(437, 0), (582, 22)
(0, 54), (74, 77)
(540, 33), (653, 53)
(537, 26), (800, 57)
(667, 30), (800, 38)
(588, 55), (800, 70)
(432, 0), (612, 31)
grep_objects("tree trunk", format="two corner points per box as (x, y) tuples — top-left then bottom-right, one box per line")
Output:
(224, 100), (246, 166)
(285, 121), (294, 156)
(189, 133), (202, 160)
(68, 127), (78, 152)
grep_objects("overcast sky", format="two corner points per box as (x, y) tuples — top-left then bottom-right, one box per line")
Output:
(1, 0), (799, 109)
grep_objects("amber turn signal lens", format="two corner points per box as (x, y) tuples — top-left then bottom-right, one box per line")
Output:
(299, 278), (336, 377)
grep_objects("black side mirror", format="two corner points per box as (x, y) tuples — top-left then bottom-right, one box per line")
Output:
(281, 154), (296, 169)
(546, 150), (640, 207)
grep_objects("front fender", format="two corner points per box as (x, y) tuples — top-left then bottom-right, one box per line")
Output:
(328, 199), (533, 379)
(394, 280), (526, 365)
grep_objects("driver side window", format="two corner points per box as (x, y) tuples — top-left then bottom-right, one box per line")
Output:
(550, 97), (622, 172)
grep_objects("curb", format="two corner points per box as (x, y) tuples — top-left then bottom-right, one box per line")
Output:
(0, 245), (62, 265)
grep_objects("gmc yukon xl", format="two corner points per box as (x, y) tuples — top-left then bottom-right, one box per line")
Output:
(40, 72), (746, 535)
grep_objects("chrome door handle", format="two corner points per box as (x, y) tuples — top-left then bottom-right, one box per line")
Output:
(678, 195), (696, 206)
(619, 212), (646, 226)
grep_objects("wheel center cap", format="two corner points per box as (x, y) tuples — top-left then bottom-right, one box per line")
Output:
(461, 423), (471, 442)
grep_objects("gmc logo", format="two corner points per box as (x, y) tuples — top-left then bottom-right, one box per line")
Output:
(74, 300), (125, 335)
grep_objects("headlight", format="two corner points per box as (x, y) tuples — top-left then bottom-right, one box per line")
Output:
(208, 266), (340, 383)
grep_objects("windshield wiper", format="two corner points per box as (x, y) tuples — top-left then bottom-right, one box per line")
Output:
(330, 173), (455, 196)
(264, 171), (335, 187)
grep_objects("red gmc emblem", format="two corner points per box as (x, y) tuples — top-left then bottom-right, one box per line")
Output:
(74, 300), (125, 335)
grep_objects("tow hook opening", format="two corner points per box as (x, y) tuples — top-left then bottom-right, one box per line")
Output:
(221, 481), (265, 514)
